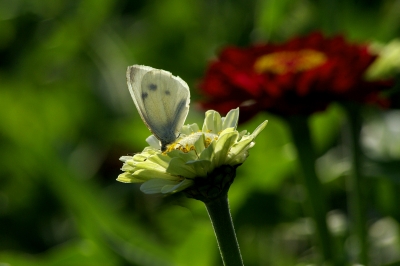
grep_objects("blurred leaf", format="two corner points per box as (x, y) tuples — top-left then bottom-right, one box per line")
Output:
(310, 104), (344, 154)
(0, 240), (118, 266)
(365, 158), (400, 183)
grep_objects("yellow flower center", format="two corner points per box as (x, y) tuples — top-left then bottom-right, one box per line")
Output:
(165, 132), (219, 153)
(254, 49), (327, 75)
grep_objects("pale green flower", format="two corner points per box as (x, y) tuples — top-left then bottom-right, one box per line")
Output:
(117, 108), (267, 194)
(365, 39), (400, 80)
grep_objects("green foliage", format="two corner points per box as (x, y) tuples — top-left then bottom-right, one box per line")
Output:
(1, 0), (400, 265)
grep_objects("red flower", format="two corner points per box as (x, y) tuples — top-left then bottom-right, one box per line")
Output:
(199, 32), (392, 120)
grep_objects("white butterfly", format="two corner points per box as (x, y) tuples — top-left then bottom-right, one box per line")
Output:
(126, 65), (190, 151)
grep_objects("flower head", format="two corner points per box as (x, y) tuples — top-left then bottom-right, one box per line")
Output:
(117, 108), (267, 195)
(199, 32), (393, 119)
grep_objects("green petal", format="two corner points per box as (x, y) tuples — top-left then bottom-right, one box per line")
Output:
(213, 131), (238, 167)
(181, 123), (200, 135)
(226, 138), (253, 164)
(222, 108), (239, 130)
(168, 157), (197, 178)
(251, 120), (268, 138)
(202, 110), (222, 134)
(140, 179), (180, 194)
(190, 123), (200, 132)
(228, 150), (249, 165)
(119, 156), (133, 162)
(146, 135), (161, 149)
(131, 154), (147, 163)
(185, 159), (212, 177)
(135, 160), (167, 172)
(194, 133), (206, 153)
(167, 149), (197, 162)
(161, 179), (194, 193)
(239, 130), (248, 138)
(132, 169), (179, 181)
(229, 137), (253, 156)
(200, 139), (215, 162)
(219, 127), (235, 136)
(117, 172), (146, 183)
(147, 154), (171, 169)
(121, 163), (136, 172)
(142, 146), (159, 155)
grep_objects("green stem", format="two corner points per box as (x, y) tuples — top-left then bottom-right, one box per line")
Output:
(342, 103), (368, 265)
(204, 194), (244, 266)
(287, 116), (336, 265)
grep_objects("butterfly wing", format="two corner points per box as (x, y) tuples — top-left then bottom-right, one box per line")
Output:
(126, 65), (190, 150)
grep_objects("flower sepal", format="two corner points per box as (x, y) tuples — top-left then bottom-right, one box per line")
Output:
(184, 164), (240, 203)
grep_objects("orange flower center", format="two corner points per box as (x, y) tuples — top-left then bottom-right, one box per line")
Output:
(254, 49), (327, 74)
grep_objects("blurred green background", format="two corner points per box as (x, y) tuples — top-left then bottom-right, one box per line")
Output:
(1, 0), (400, 265)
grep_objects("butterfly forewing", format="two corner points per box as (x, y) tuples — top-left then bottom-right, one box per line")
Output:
(126, 65), (190, 150)
(126, 65), (153, 122)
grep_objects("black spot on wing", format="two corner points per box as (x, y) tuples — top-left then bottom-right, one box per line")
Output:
(142, 92), (148, 100)
(148, 83), (157, 91)
(165, 90), (171, 95)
